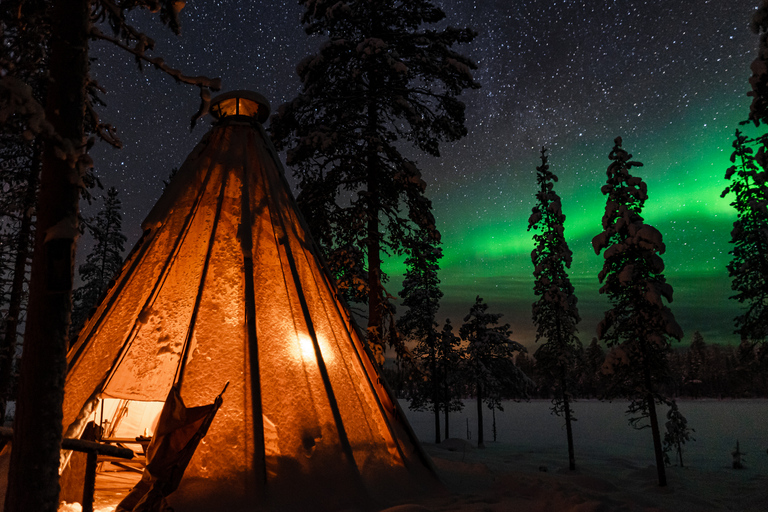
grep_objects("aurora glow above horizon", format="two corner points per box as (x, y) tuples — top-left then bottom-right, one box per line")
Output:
(88, 1), (760, 348)
(388, 94), (753, 348)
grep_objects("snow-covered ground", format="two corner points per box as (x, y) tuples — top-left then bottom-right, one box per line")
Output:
(4, 399), (765, 511)
(399, 398), (768, 511)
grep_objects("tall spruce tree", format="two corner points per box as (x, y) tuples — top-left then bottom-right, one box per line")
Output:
(270, 0), (480, 364)
(592, 137), (683, 487)
(1, 2), (219, 509)
(527, 147), (581, 470)
(460, 296), (525, 448)
(717, 2), (768, 374)
(398, 228), (443, 442)
(0, 0), (48, 427)
(722, 130), (768, 345)
(71, 187), (126, 337)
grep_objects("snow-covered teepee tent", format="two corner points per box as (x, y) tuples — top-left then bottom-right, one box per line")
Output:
(61, 91), (438, 511)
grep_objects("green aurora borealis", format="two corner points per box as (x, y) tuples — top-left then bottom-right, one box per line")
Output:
(87, 1), (761, 349)
(384, 92), (755, 348)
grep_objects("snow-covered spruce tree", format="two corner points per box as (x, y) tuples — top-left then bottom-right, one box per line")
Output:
(460, 296), (526, 448)
(662, 400), (694, 467)
(592, 137), (683, 487)
(71, 187), (127, 338)
(270, 0), (480, 364)
(721, 130), (768, 346)
(1, 1), (219, 510)
(527, 146), (581, 470)
(397, 228), (444, 443)
(718, 0), (768, 374)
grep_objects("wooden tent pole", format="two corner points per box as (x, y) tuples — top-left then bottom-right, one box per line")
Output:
(239, 138), (268, 490)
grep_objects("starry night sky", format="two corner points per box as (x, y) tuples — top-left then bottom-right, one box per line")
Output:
(87, 0), (760, 348)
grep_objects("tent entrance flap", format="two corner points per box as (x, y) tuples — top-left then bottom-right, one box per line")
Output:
(116, 384), (226, 512)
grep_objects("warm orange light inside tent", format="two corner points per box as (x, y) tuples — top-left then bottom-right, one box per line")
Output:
(208, 90), (271, 123)
(212, 97), (259, 118)
(297, 334), (335, 365)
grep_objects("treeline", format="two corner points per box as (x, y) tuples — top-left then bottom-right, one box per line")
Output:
(383, 333), (768, 402)
(520, 334), (768, 400)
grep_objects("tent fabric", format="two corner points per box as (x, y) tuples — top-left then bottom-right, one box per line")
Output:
(116, 385), (224, 512)
(61, 95), (439, 511)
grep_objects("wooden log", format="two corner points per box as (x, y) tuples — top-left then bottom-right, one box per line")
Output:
(61, 437), (134, 459)
(0, 427), (133, 459)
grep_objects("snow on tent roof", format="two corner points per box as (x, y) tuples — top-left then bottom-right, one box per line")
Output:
(61, 91), (439, 511)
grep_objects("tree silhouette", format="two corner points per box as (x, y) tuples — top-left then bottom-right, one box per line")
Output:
(527, 147), (581, 470)
(460, 296), (525, 448)
(271, 0), (479, 363)
(398, 228), (444, 443)
(71, 187), (127, 338)
(0, 134), (38, 425)
(592, 137), (683, 487)
(722, 130), (768, 348)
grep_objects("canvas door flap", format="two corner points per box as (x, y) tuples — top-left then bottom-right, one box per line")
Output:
(117, 385), (225, 512)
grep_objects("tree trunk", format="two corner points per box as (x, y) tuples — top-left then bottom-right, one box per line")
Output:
(365, 95), (383, 364)
(443, 392), (450, 439)
(476, 380), (484, 448)
(430, 336), (440, 443)
(441, 347), (450, 440)
(492, 407), (496, 442)
(0, 144), (39, 425)
(562, 382), (576, 470)
(5, 0), (88, 509)
(443, 372), (451, 439)
(644, 363), (667, 487)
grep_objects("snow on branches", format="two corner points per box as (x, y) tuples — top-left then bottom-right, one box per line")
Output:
(593, 136), (683, 387)
(527, 147), (579, 333)
(527, 146), (580, 469)
(593, 137), (683, 487)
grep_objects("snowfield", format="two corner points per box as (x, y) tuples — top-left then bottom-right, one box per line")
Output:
(400, 398), (768, 511)
(4, 399), (765, 511)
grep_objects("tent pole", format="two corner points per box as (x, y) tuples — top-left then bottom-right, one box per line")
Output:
(240, 146), (268, 492)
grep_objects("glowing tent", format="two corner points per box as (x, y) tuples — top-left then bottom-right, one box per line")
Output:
(61, 90), (438, 511)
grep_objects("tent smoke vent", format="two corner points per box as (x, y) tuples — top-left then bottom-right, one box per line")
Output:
(209, 90), (271, 123)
